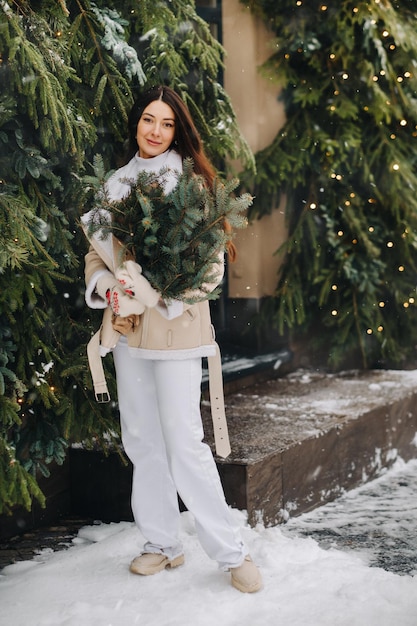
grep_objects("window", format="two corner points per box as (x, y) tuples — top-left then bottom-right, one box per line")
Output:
(196, 0), (222, 44)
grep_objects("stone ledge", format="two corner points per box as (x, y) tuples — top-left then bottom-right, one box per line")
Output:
(202, 369), (417, 526)
(4, 368), (417, 540)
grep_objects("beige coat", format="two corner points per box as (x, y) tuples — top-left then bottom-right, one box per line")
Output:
(84, 241), (217, 360)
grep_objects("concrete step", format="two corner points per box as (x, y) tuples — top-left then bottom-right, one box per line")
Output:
(4, 367), (417, 540)
(202, 368), (417, 527)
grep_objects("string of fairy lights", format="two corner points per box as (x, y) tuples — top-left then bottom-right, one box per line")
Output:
(284, 0), (417, 339)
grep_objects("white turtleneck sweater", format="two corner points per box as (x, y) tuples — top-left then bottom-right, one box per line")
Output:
(106, 149), (183, 201)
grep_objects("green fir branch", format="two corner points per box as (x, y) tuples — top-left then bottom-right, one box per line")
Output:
(86, 158), (251, 302)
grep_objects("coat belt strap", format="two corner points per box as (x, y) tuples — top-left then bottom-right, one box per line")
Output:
(87, 330), (110, 403)
(86, 334), (231, 459)
(207, 346), (231, 459)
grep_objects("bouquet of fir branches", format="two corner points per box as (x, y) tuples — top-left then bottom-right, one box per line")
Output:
(84, 157), (251, 303)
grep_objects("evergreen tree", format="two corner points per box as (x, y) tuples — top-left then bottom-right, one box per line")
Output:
(242, 0), (417, 368)
(0, 0), (252, 514)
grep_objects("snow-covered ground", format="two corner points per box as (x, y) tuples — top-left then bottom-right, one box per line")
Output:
(283, 457), (417, 576)
(1, 459), (417, 626)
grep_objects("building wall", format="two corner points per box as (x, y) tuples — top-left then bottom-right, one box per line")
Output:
(222, 0), (288, 301)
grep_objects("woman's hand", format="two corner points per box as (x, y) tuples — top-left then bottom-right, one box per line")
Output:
(115, 260), (160, 308)
(96, 271), (146, 317)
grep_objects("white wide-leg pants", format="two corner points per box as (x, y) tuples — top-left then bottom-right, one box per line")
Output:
(113, 339), (247, 570)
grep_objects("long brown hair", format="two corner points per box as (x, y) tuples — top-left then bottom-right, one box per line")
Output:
(126, 85), (236, 260)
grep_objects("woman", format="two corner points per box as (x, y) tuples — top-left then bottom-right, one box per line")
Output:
(82, 86), (262, 593)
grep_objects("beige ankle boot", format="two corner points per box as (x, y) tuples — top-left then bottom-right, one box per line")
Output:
(130, 553), (184, 576)
(230, 556), (262, 593)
